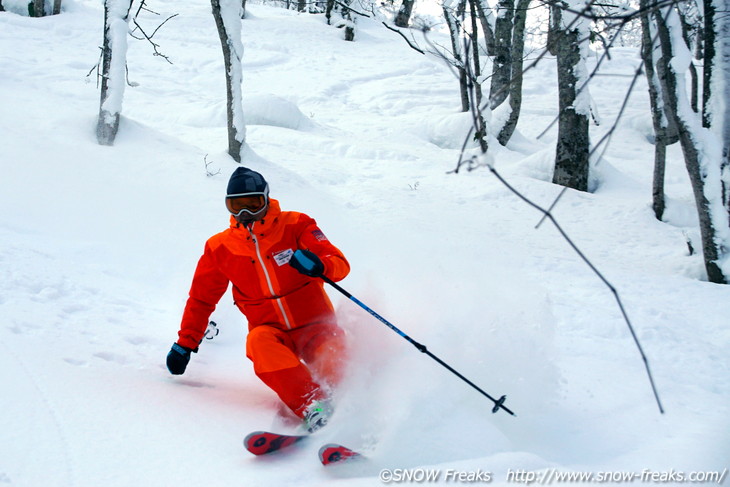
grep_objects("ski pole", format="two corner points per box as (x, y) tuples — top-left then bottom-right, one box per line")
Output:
(320, 276), (515, 416)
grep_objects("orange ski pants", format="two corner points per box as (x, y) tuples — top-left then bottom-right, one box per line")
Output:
(245, 322), (347, 418)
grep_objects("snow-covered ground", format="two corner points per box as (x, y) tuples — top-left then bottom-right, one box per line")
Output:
(1, 1), (728, 486)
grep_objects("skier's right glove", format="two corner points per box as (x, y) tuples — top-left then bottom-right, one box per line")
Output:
(289, 249), (325, 277)
(166, 343), (193, 375)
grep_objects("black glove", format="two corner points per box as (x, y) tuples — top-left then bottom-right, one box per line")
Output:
(166, 343), (193, 375)
(289, 249), (325, 277)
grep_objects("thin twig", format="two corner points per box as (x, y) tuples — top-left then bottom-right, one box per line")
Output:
(381, 22), (426, 54)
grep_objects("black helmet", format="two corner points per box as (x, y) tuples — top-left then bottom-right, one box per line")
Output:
(225, 167), (270, 224)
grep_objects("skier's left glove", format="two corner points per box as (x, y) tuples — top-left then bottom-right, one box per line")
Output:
(289, 249), (325, 277)
(166, 343), (193, 375)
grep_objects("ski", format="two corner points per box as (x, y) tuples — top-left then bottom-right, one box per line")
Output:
(318, 443), (362, 465)
(244, 431), (308, 456)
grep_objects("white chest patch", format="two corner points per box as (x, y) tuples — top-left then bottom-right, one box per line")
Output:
(273, 248), (294, 267)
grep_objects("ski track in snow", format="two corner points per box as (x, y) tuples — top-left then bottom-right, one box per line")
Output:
(1, 1), (729, 486)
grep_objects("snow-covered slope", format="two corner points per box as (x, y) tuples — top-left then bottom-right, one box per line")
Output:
(0, 1), (728, 486)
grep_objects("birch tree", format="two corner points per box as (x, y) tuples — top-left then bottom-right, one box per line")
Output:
(443, 0), (470, 112)
(96, 0), (133, 146)
(495, 0), (530, 145)
(211, 0), (246, 162)
(653, 3), (729, 283)
(639, 0), (677, 220)
(702, 0), (730, 228)
(552, 0), (592, 192)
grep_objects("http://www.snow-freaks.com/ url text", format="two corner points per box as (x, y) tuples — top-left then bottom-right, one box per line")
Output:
(377, 467), (728, 484)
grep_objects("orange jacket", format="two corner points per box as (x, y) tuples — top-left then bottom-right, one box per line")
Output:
(177, 199), (350, 350)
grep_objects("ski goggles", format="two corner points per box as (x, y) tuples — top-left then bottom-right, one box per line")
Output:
(226, 193), (267, 217)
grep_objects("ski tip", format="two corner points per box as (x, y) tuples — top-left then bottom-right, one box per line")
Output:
(244, 431), (307, 456)
(318, 443), (362, 466)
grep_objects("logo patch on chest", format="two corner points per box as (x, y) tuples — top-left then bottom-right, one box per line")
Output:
(273, 248), (294, 266)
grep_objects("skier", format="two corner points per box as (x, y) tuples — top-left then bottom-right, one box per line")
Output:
(166, 167), (350, 432)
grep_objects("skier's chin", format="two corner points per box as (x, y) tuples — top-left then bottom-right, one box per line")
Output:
(235, 215), (263, 226)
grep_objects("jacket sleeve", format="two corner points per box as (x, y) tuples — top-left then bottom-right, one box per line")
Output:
(297, 217), (350, 282)
(177, 240), (230, 349)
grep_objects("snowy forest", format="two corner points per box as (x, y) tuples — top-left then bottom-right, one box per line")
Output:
(15, 0), (727, 283)
(1, 0), (729, 483)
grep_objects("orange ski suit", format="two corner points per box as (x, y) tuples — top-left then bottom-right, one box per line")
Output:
(177, 199), (350, 417)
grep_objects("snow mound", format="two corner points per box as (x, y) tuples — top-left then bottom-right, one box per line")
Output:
(243, 93), (318, 131)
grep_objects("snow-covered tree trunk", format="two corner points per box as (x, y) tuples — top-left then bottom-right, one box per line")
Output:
(488, 0), (514, 109)
(341, 0), (355, 41)
(703, 0), (730, 230)
(654, 4), (730, 284)
(96, 0), (132, 146)
(552, 0), (591, 192)
(496, 0), (530, 145)
(722, 20), (730, 227)
(468, 0), (483, 108)
(702, 0), (715, 129)
(394, 0), (414, 28)
(473, 0), (496, 55)
(443, 0), (470, 112)
(52, 0), (62, 15)
(676, 9), (699, 113)
(211, 0), (246, 162)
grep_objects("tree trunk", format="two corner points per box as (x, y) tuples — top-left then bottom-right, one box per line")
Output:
(473, 0), (496, 55)
(443, 0), (470, 112)
(344, 24), (355, 41)
(677, 8), (699, 112)
(722, 15), (730, 227)
(337, 0), (355, 41)
(654, 4), (729, 283)
(552, 2), (591, 192)
(325, 0), (335, 24)
(52, 0), (61, 14)
(96, 0), (132, 146)
(640, 0), (673, 220)
(547, 3), (560, 56)
(496, 0), (530, 145)
(704, 0), (730, 228)
(702, 0), (715, 129)
(211, 0), (246, 162)
(652, 139), (667, 221)
(394, 0), (415, 28)
(32, 0), (44, 16)
(488, 0), (514, 109)
(468, 0), (483, 108)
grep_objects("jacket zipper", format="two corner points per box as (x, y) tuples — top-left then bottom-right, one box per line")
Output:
(249, 223), (293, 329)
